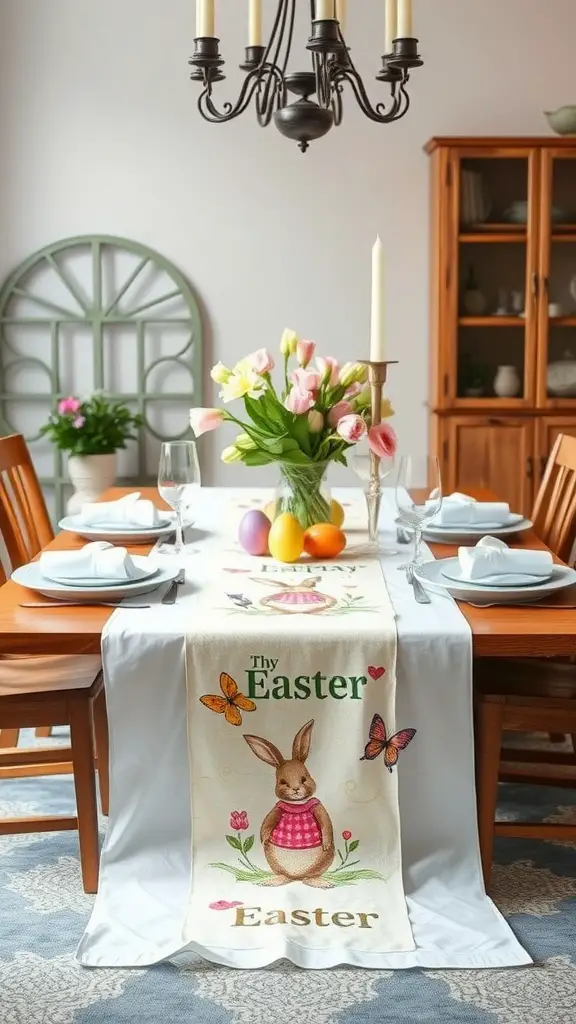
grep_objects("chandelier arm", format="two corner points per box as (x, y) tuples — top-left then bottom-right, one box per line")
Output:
(258, 0), (292, 121)
(333, 67), (403, 123)
(331, 81), (344, 126)
(255, 65), (286, 126)
(197, 69), (262, 123)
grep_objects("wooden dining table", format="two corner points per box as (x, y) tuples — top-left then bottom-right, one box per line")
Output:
(0, 486), (575, 658)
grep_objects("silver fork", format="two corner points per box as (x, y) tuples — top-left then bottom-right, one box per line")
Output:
(406, 565), (431, 604)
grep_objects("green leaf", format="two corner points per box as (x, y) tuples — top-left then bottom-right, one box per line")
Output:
(289, 414), (312, 456)
(349, 839), (359, 852)
(241, 450), (275, 467)
(225, 835), (242, 851)
(243, 835), (255, 853)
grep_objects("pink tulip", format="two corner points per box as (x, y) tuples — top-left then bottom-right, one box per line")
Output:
(285, 386), (315, 415)
(344, 382), (362, 399)
(189, 407), (224, 437)
(58, 396), (81, 415)
(368, 423), (398, 459)
(336, 414), (367, 444)
(248, 348), (275, 375)
(316, 357), (340, 386)
(72, 415), (85, 429)
(229, 810), (249, 831)
(328, 400), (353, 427)
(296, 339), (316, 368)
(290, 368), (321, 392)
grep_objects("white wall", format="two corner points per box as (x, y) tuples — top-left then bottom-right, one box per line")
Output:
(1, 0), (576, 484)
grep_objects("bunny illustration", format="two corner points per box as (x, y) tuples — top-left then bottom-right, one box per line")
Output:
(243, 719), (335, 887)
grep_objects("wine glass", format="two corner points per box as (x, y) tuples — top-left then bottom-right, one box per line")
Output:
(158, 441), (201, 555)
(350, 440), (396, 553)
(395, 455), (442, 570)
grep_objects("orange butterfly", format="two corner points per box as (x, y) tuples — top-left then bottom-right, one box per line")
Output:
(199, 672), (257, 727)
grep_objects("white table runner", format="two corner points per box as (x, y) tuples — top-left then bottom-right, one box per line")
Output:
(77, 488), (530, 969)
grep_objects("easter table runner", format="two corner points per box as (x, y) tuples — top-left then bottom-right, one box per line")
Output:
(77, 488), (530, 969)
(183, 556), (415, 963)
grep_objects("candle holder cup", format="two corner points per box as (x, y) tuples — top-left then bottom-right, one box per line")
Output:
(359, 359), (398, 548)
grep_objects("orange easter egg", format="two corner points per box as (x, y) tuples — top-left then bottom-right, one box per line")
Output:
(303, 523), (347, 559)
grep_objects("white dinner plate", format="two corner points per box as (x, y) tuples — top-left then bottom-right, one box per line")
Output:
(58, 515), (175, 543)
(414, 557), (576, 606)
(440, 567), (554, 588)
(421, 516), (532, 544)
(44, 565), (160, 588)
(11, 558), (180, 603)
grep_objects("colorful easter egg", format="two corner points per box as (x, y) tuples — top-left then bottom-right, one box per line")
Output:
(238, 509), (271, 556)
(268, 513), (304, 563)
(263, 500), (277, 522)
(330, 499), (345, 528)
(303, 523), (346, 559)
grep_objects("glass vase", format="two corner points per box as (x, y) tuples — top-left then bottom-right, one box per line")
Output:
(275, 463), (331, 530)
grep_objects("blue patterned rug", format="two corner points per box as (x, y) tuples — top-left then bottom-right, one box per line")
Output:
(1, 730), (575, 1024)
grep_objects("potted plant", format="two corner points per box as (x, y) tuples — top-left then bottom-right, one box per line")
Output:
(189, 329), (397, 530)
(41, 393), (142, 513)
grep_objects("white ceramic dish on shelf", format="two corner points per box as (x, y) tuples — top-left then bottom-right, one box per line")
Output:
(11, 558), (179, 603)
(414, 558), (576, 606)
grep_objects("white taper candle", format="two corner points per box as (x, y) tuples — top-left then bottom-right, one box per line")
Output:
(196, 0), (215, 37)
(370, 236), (386, 362)
(398, 0), (413, 38)
(336, 0), (346, 32)
(315, 0), (335, 20)
(249, 0), (262, 46)
(384, 0), (397, 54)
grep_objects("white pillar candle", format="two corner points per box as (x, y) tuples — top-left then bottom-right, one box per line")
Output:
(336, 0), (346, 32)
(249, 0), (262, 46)
(370, 236), (386, 362)
(315, 0), (335, 20)
(384, 0), (397, 53)
(398, 0), (413, 38)
(196, 0), (215, 37)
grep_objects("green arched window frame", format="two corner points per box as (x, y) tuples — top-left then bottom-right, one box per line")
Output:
(0, 235), (202, 519)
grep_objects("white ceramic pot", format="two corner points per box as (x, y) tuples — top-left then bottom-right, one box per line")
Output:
(493, 365), (521, 398)
(67, 453), (117, 514)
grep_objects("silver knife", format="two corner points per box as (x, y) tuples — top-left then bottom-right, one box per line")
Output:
(161, 580), (179, 605)
(407, 566), (431, 604)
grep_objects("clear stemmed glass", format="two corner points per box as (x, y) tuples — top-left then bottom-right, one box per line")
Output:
(395, 456), (442, 570)
(350, 440), (396, 553)
(158, 441), (201, 555)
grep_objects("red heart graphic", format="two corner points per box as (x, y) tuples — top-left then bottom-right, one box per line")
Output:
(368, 666), (385, 680)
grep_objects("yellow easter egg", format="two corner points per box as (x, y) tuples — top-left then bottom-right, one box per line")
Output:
(268, 512), (304, 563)
(263, 500), (277, 522)
(330, 499), (345, 528)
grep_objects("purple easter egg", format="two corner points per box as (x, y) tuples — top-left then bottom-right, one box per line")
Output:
(238, 509), (271, 556)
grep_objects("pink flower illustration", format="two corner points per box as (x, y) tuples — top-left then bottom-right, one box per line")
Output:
(248, 348), (275, 374)
(58, 396), (81, 415)
(368, 423), (398, 459)
(229, 810), (249, 831)
(209, 900), (244, 911)
(284, 386), (315, 415)
(342, 830), (352, 841)
(337, 414), (367, 444)
(72, 415), (85, 429)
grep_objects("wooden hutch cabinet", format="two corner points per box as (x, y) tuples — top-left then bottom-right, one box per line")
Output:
(426, 137), (576, 515)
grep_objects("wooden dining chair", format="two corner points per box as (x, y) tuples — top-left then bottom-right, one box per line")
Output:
(474, 432), (576, 885)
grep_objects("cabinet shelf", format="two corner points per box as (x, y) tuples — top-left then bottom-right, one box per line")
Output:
(458, 316), (524, 327)
(550, 316), (576, 326)
(459, 231), (527, 244)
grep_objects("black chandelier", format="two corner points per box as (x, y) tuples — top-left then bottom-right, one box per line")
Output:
(189, 1), (423, 153)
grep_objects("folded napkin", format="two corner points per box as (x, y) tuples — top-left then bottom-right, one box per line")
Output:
(40, 541), (149, 582)
(457, 536), (553, 583)
(427, 492), (511, 527)
(77, 493), (162, 528)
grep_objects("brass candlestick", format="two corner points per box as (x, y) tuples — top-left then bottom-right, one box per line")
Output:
(359, 360), (398, 545)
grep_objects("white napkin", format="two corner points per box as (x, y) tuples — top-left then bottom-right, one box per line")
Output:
(77, 493), (162, 528)
(40, 542), (150, 582)
(457, 536), (553, 584)
(427, 492), (511, 527)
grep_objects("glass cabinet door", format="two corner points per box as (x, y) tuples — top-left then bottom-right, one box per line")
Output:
(447, 148), (539, 408)
(537, 149), (576, 409)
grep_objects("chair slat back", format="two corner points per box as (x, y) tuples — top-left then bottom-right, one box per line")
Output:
(0, 435), (53, 569)
(532, 433), (576, 562)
